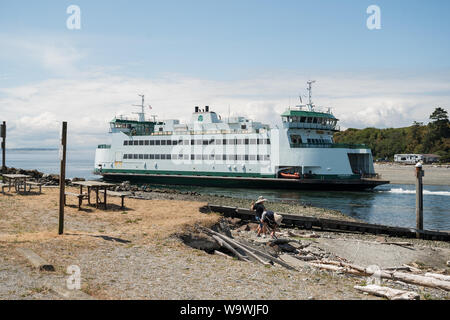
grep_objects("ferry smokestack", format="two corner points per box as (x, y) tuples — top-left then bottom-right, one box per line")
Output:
(195, 106), (199, 113)
(205, 106), (209, 112)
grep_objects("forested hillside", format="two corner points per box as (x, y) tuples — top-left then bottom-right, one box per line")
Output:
(334, 107), (450, 162)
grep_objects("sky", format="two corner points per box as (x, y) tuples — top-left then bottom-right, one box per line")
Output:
(0, 0), (450, 149)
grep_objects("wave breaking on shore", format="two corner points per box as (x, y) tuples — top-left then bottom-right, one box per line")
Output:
(385, 188), (450, 197)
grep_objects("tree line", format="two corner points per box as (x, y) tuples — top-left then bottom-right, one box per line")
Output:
(334, 107), (450, 162)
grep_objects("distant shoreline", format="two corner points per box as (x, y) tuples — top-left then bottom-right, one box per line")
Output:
(6, 148), (58, 151)
(374, 163), (450, 186)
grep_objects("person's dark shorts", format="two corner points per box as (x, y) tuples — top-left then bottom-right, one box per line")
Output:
(255, 215), (263, 227)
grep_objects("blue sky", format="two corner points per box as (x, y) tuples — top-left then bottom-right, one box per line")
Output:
(1, 0), (450, 148)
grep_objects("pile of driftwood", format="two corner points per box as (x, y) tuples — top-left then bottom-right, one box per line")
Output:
(198, 226), (449, 300)
(199, 226), (296, 270)
(309, 259), (450, 299)
(310, 259), (450, 291)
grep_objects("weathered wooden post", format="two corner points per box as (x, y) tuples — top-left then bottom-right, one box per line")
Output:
(1, 121), (5, 173)
(415, 162), (424, 239)
(58, 122), (67, 235)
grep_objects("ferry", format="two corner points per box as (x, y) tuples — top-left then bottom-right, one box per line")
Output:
(94, 81), (389, 190)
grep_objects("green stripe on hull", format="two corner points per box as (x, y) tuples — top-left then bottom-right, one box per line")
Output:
(99, 168), (276, 178)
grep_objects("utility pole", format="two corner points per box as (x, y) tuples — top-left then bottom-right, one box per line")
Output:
(1, 121), (5, 173)
(58, 122), (67, 235)
(415, 162), (424, 239)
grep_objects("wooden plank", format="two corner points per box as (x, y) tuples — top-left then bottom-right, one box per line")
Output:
(98, 190), (130, 197)
(64, 192), (88, 197)
(207, 204), (450, 241)
(16, 248), (55, 271)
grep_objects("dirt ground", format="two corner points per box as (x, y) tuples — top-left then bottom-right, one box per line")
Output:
(0, 187), (448, 300)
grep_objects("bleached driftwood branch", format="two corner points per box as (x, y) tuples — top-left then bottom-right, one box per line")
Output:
(354, 285), (420, 300)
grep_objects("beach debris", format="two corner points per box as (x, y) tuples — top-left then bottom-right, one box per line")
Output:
(354, 285), (420, 300)
(383, 266), (415, 272)
(179, 230), (221, 252)
(278, 254), (306, 269)
(295, 255), (316, 261)
(402, 264), (422, 273)
(309, 259), (450, 291)
(287, 230), (320, 238)
(379, 241), (414, 249)
(214, 250), (233, 259)
(15, 248), (55, 272)
(210, 235), (249, 262)
(390, 272), (450, 291)
(198, 226), (296, 270)
(424, 272), (450, 282)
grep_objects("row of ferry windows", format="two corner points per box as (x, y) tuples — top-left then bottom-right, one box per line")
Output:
(123, 154), (271, 161)
(283, 116), (337, 125)
(123, 138), (271, 146)
(291, 137), (332, 145)
(307, 138), (331, 144)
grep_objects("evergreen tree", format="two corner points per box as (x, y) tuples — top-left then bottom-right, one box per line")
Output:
(334, 108), (449, 162)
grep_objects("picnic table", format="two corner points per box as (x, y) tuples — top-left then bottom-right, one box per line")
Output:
(2, 174), (31, 193)
(71, 181), (117, 209)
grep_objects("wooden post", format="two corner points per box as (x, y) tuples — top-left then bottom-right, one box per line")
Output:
(1, 121), (5, 173)
(58, 122), (67, 235)
(415, 162), (424, 239)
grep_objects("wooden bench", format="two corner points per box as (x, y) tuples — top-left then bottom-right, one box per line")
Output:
(64, 192), (89, 210)
(98, 190), (129, 209)
(25, 181), (43, 194)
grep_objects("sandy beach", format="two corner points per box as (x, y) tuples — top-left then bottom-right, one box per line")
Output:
(0, 187), (448, 300)
(374, 163), (450, 186)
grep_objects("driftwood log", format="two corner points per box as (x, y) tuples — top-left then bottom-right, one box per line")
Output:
(211, 235), (249, 262)
(211, 232), (271, 265)
(214, 250), (233, 259)
(200, 226), (296, 270)
(15, 248), (55, 271)
(354, 285), (420, 300)
(424, 273), (450, 282)
(391, 272), (450, 291)
(312, 260), (450, 291)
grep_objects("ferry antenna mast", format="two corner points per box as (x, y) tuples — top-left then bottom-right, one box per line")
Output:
(132, 94), (148, 122)
(307, 80), (316, 110)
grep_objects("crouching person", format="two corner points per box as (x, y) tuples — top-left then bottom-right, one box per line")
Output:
(251, 196), (267, 237)
(261, 210), (283, 239)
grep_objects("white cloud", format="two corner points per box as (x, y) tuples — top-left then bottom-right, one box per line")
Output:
(0, 71), (449, 149)
(0, 34), (85, 75)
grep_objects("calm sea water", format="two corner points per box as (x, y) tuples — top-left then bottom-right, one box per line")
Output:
(5, 149), (450, 231)
(6, 149), (98, 180)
